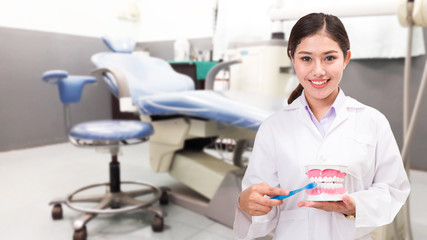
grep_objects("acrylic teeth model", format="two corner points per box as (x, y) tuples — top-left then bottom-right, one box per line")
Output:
(304, 165), (348, 201)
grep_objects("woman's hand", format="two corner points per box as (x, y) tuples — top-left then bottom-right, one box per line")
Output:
(297, 195), (356, 216)
(239, 183), (289, 216)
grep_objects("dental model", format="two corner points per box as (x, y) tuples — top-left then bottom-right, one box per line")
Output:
(304, 164), (348, 201)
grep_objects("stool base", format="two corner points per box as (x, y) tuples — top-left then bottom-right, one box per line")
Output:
(49, 181), (168, 240)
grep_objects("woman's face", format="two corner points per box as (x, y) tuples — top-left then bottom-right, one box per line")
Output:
(291, 31), (351, 105)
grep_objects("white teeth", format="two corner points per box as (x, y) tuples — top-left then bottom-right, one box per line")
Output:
(317, 183), (344, 189)
(311, 80), (327, 85)
(310, 176), (344, 183)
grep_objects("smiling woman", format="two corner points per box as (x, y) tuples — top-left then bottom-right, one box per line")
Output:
(287, 14), (351, 120)
(291, 34), (349, 118)
(233, 12), (410, 240)
(287, 13), (351, 114)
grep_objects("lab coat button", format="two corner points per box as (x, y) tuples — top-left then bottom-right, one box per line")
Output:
(320, 156), (327, 162)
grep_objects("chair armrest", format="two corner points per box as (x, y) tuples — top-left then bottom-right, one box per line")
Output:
(204, 60), (241, 90)
(42, 70), (68, 84)
(91, 67), (137, 113)
(91, 67), (130, 98)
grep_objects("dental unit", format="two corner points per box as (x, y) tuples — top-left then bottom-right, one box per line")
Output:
(90, 36), (291, 228)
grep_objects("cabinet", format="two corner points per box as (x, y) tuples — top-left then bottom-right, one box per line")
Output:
(170, 61), (217, 90)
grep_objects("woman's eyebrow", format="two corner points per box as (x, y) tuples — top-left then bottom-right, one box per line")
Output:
(296, 51), (312, 55)
(296, 50), (339, 55)
(323, 50), (339, 55)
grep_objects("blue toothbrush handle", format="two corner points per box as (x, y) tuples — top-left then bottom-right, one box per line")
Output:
(270, 183), (317, 200)
(270, 187), (307, 200)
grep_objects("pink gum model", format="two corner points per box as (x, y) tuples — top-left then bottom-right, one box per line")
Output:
(304, 165), (348, 201)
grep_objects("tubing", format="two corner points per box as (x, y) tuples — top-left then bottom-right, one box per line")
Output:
(398, 2), (415, 239)
(402, 54), (427, 162)
(403, 2), (414, 140)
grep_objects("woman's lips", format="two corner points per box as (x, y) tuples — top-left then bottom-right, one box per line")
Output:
(309, 79), (329, 88)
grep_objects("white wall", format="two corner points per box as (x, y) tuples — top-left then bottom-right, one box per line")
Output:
(137, 0), (215, 42)
(0, 0), (215, 42)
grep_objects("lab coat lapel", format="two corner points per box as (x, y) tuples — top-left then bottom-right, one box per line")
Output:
(288, 99), (322, 138)
(327, 97), (364, 136)
(297, 107), (320, 135)
(329, 105), (349, 135)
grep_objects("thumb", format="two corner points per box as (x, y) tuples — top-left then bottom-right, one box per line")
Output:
(342, 195), (355, 207)
(265, 187), (289, 197)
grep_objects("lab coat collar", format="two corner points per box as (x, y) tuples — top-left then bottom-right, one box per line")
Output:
(282, 90), (365, 111)
(282, 89), (366, 137)
(327, 96), (365, 137)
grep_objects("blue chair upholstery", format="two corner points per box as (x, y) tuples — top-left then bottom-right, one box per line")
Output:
(91, 53), (279, 130)
(91, 52), (195, 103)
(42, 70), (166, 240)
(69, 120), (154, 142)
(102, 35), (136, 53)
(42, 70), (96, 104)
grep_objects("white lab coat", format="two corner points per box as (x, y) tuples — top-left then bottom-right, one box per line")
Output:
(234, 95), (410, 240)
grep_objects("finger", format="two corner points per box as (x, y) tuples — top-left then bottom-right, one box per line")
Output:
(297, 201), (314, 208)
(342, 195), (355, 208)
(269, 199), (285, 206)
(251, 183), (289, 197)
(258, 196), (284, 207)
(262, 187), (289, 197)
(298, 201), (337, 211)
(342, 195), (356, 215)
(247, 203), (273, 215)
(251, 209), (272, 216)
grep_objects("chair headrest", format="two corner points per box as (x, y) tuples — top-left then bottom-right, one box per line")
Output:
(91, 53), (195, 100)
(102, 36), (136, 54)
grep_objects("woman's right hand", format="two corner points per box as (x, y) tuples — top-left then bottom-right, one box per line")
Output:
(238, 183), (289, 216)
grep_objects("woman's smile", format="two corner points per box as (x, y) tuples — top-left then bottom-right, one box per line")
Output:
(309, 79), (329, 88)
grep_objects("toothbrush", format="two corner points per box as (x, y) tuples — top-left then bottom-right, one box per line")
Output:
(270, 182), (317, 200)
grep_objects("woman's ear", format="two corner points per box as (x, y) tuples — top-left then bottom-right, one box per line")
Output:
(343, 50), (351, 68)
(288, 50), (294, 64)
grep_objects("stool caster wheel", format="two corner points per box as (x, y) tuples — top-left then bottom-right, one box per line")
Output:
(52, 204), (63, 220)
(73, 226), (87, 240)
(159, 190), (169, 205)
(151, 215), (164, 232)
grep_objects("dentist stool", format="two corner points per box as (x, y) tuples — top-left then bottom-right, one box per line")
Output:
(42, 70), (167, 240)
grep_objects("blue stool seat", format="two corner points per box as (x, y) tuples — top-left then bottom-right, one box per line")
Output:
(69, 120), (154, 145)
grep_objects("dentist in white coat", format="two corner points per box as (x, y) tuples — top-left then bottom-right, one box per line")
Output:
(234, 13), (410, 240)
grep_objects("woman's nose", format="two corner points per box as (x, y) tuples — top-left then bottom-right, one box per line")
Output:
(312, 61), (326, 76)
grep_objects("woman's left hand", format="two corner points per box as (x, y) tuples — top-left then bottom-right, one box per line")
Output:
(297, 195), (356, 216)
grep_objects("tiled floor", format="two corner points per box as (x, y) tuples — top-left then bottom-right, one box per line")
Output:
(0, 143), (234, 240)
(0, 142), (426, 239)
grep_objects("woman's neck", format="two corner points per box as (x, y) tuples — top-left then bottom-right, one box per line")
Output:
(305, 89), (339, 121)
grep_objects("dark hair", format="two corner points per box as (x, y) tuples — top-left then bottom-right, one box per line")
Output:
(287, 13), (350, 104)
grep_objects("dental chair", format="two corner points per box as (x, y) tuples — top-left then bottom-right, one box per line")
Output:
(90, 51), (286, 228)
(42, 70), (167, 240)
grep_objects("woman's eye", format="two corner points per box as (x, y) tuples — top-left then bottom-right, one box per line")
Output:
(301, 57), (311, 62)
(325, 56), (335, 61)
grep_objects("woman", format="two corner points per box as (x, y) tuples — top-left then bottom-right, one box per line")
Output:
(234, 13), (410, 240)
